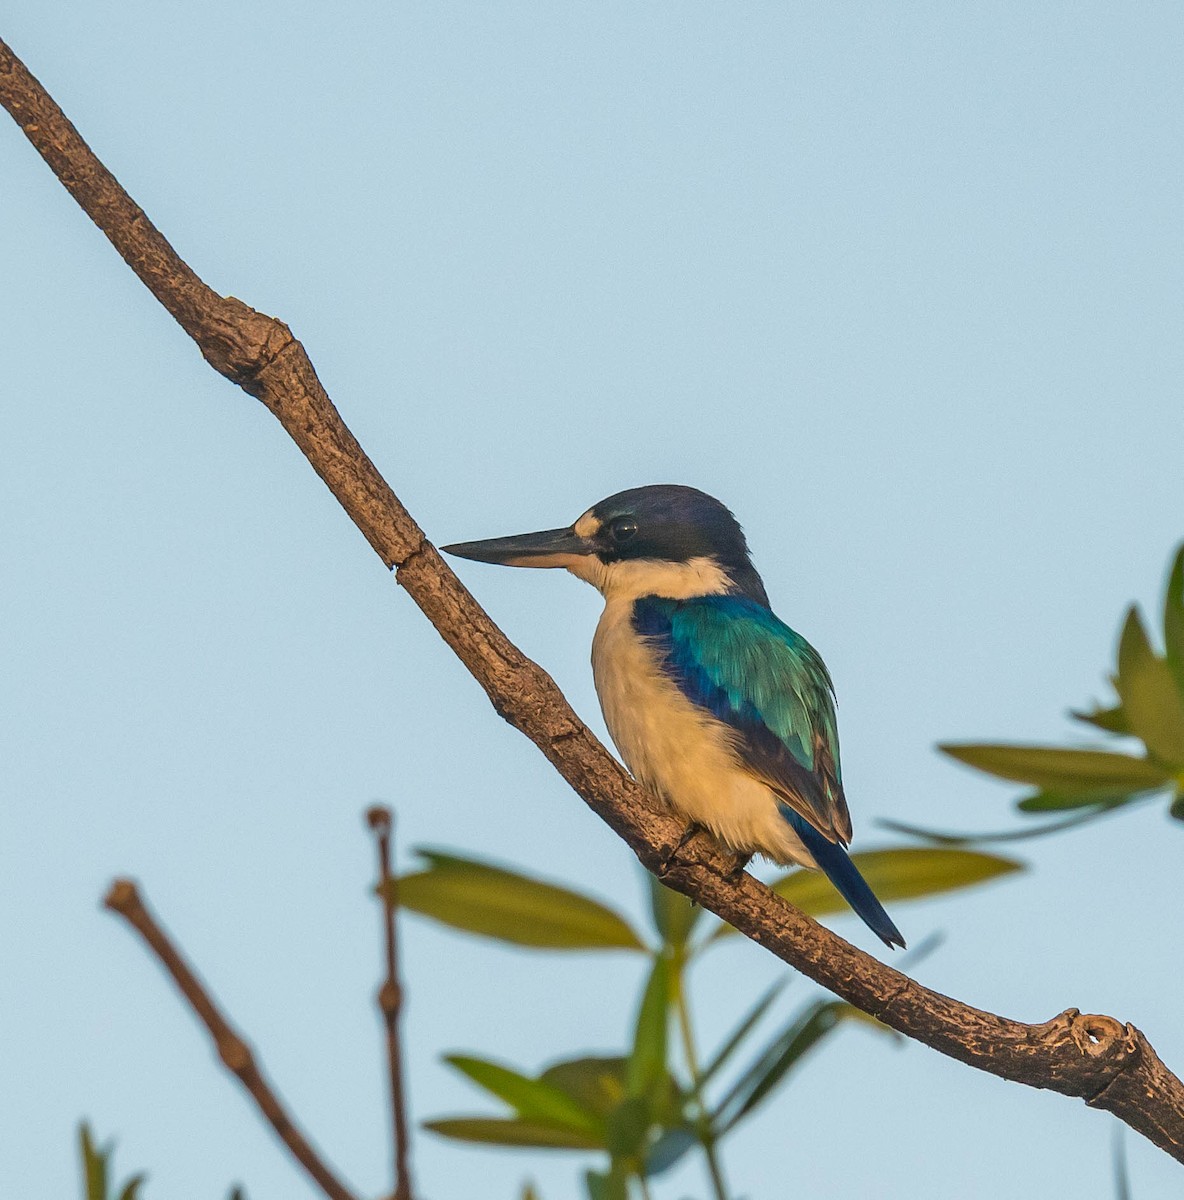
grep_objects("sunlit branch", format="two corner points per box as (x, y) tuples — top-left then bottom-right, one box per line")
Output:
(102, 880), (361, 1200)
(5, 34), (1184, 1167)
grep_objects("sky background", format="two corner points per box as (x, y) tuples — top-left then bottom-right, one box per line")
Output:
(3, 3), (1183, 1197)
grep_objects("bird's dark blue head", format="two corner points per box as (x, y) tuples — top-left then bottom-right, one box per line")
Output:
(443, 484), (770, 605)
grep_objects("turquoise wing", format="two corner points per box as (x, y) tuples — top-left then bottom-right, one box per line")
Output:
(633, 594), (852, 843)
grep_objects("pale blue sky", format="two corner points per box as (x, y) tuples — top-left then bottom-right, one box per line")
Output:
(3, 3), (1183, 1198)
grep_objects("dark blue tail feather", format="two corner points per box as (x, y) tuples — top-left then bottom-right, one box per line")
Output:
(781, 808), (906, 949)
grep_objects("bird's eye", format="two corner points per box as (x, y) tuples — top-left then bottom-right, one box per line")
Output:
(610, 518), (638, 543)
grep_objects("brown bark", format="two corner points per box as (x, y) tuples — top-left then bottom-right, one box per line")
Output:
(366, 807), (416, 1200)
(104, 881), (361, 1200)
(4, 35), (1183, 1165)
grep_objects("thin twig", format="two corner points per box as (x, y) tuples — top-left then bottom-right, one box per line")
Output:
(671, 960), (730, 1200)
(5, 36), (1184, 1165)
(102, 880), (360, 1200)
(366, 806), (414, 1200)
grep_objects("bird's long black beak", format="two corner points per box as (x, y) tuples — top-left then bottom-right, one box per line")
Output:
(441, 525), (597, 568)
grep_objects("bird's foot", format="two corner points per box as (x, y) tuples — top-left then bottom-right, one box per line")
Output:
(657, 823), (701, 878)
(723, 852), (753, 885)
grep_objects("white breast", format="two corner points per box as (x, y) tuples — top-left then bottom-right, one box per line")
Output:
(590, 597), (815, 868)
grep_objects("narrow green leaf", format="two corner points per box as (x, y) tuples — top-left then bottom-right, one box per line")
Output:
(710, 848), (1021, 941)
(424, 1117), (603, 1151)
(626, 955), (669, 1097)
(712, 1000), (842, 1132)
(714, 1000), (887, 1133)
(1164, 544), (1184, 693)
(647, 874), (702, 951)
(391, 848), (644, 950)
(1016, 790), (1135, 812)
(1170, 792), (1184, 822)
(539, 1057), (628, 1120)
(584, 1166), (629, 1200)
(1070, 704), (1131, 735)
(605, 1096), (650, 1158)
(877, 807), (1126, 845)
(117, 1175), (147, 1200)
(444, 1055), (602, 1134)
(830, 1002), (901, 1038)
(779, 847), (1021, 916)
(940, 743), (1170, 792)
(643, 1125), (698, 1177)
(699, 981), (785, 1086)
(1115, 606), (1184, 763)
(80, 1124), (108, 1200)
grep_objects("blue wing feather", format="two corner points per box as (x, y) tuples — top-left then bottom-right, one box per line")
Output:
(634, 594), (905, 950)
(633, 595), (851, 842)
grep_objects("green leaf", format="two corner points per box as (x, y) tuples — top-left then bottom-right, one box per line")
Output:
(713, 1000), (886, 1133)
(605, 1096), (650, 1158)
(117, 1176), (147, 1200)
(584, 1166), (629, 1200)
(1164, 544), (1184, 694)
(940, 743), (1171, 792)
(424, 1117), (603, 1151)
(540, 1057), (628, 1120)
(699, 981), (785, 1086)
(1070, 703), (1131, 735)
(1016, 790), (1136, 812)
(1170, 792), (1184, 822)
(1115, 606), (1184, 763)
(627, 956), (669, 1098)
(712, 1000), (840, 1132)
(831, 1002), (900, 1038)
(777, 847), (1021, 915)
(391, 848), (644, 951)
(521, 1183), (541, 1200)
(878, 808), (1123, 844)
(646, 874), (702, 951)
(80, 1124), (108, 1200)
(711, 848), (1021, 940)
(444, 1055), (603, 1134)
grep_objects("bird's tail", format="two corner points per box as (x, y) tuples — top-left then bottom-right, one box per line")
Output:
(780, 807), (906, 949)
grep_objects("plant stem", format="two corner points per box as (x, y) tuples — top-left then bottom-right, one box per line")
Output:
(671, 954), (731, 1200)
(366, 806), (415, 1200)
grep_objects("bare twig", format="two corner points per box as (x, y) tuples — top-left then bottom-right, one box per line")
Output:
(366, 806), (414, 1200)
(6, 37), (1184, 1164)
(102, 880), (361, 1200)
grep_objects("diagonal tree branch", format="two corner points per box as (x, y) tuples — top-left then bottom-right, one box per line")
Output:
(104, 880), (361, 1200)
(5, 35), (1184, 1164)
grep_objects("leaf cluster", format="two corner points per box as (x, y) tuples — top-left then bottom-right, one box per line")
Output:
(937, 546), (1184, 832)
(391, 841), (1019, 1198)
(80, 1125), (146, 1200)
(79, 1122), (245, 1200)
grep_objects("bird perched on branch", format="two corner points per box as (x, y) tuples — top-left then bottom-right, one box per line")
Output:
(443, 484), (904, 948)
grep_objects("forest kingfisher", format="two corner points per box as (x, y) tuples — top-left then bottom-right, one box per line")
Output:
(442, 484), (904, 948)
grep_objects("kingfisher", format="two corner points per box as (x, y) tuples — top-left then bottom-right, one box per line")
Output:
(442, 484), (904, 948)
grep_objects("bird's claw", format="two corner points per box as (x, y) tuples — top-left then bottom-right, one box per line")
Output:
(657, 823), (700, 878)
(724, 852), (752, 885)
